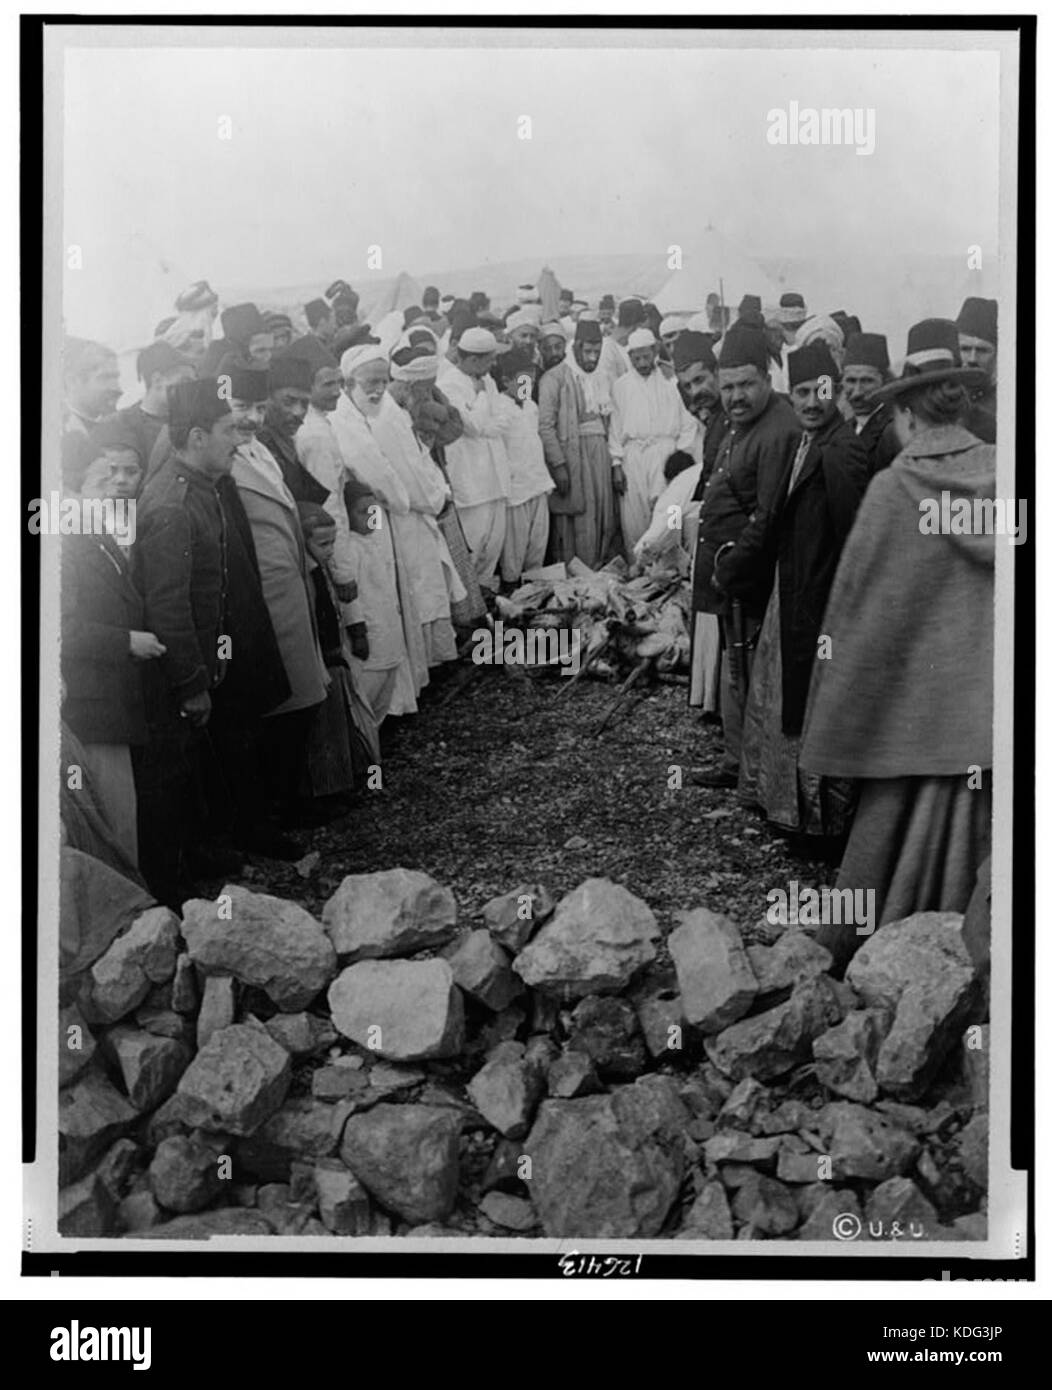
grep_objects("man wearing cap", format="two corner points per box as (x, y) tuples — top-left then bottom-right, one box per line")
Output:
(257, 355), (330, 505)
(202, 303), (273, 375)
(776, 292), (808, 347)
(133, 378), (243, 903)
(505, 309), (542, 366)
(691, 323), (801, 788)
(228, 364), (328, 826)
(437, 326), (512, 593)
(955, 297), (997, 443)
(599, 298), (645, 391)
(609, 327), (701, 553)
(493, 349), (554, 585)
(598, 295), (617, 334)
(118, 340), (196, 470)
(265, 313), (294, 351)
(539, 322), (568, 373)
(730, 341), (868, 838)
(305, 298), (337, 347)
(841, 332), (899, 476)
(62, 413), (156, 870)
(538, 317), (617, 569)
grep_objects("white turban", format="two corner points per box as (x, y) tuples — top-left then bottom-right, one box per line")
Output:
(390, 353), (439, 383)
(505, 309), (538, 334)
(627, 328), (657, 352)
(795, 314), (844, 352)
(341, 344), (387, 379)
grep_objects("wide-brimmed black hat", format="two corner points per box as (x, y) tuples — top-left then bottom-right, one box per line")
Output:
(873, 319), (986, 403)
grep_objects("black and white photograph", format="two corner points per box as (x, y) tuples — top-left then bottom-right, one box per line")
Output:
(21, 14), (1037, 1298)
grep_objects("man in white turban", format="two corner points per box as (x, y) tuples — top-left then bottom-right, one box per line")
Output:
(435, 327), (511, 593)
(609, 327), (701, 552)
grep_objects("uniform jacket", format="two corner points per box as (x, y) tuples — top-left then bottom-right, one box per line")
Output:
(61, 533), (148, 745)
(692, 392), (800, 619)
(134, 453), (228, 703)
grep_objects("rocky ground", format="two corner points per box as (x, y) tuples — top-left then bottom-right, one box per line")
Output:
(57, 667), (989, 1242)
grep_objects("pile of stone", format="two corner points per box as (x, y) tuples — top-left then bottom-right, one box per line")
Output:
(58, 857), (989, 1241)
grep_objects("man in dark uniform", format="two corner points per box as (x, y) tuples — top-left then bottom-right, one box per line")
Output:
(133, 378), (241, 906)
(955, 297), (997, 443)
(841, 332), (900, 476)
(691, 323), (801, 787)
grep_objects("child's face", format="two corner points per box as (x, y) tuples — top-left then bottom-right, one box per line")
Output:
(307, 526), (337, 564)
(348, 495), (378, 535)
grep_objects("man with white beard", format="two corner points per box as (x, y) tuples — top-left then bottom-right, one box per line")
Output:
(329, 344), (425, 711)
(609, 327), (701, 552)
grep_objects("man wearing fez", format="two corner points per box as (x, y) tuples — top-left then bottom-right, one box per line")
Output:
(841, 332), (900, 476)
(257, 354), (330, 505)
(728, 340), (869, 840)
(673, 330), (727, 486)
(265, 312), (294, 351)
(202, 302), (274, 375)
(538, 316), (617, 569)
(609, 326), (701, 553)
(691, 323), (800, 788)
(305, 297), (337, 347)
(118, 340), (196, 469)
(955, 297), (997, 443)
(134, 378), (242, 905)
(227, 364), (328, 827)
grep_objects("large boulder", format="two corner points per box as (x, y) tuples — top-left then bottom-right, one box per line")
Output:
(704, 976), (844, 1081)
(512, 879), (660, 1000)
(524, 1075), (690, 1237)
(58, 1066), (139, 1185)
(59, 847), (155, 989)
(196, 976), (236, 1050)
(466, 1042), (544, 1139)
(669, 909), (757, 1033)
(818, 1101), (920, 1181)
(446, 930), (523, 1011)
(813, 1009), (892, 1104)
(676, 1181), (734, 1239)
(340, 1104), (461, 1223)
(148, 1133), (226, 1213)
(482, 883), (555, 953)
(327, 960), (464, 1061)
(321, 868), (457, 961)
(175, 1024), (290, 1135)
(313, 1159), (372, 1235)
(106, 1026), (191, 1111)
(746, 932), (833, 996)
(182, 886), (337, 1012)
(88, 907), (181, 1024)
(847, 912), (979, 1099)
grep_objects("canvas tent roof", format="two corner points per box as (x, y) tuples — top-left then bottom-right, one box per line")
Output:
(360, 270), (425, 324)
(650, 226), (781, 317)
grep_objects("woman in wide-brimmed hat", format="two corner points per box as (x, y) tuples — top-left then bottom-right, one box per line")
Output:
(799, 318), (995, 974)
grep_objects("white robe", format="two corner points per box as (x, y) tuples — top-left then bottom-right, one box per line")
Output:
(330, 394), (428, 702)
(369, 394), (465, 665)
(609, 368), (701, 552)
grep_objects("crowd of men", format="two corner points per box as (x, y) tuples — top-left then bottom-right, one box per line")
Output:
(58, 273), (999, 971)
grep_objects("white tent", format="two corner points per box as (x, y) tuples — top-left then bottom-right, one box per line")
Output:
(360, 270), (425, 325)
(650, 226), (781, 317)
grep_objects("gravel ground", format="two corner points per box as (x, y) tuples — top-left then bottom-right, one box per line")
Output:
(249, 662), (836, 943)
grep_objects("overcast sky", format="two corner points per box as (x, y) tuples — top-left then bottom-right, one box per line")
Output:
(59, 34), (1002, 329)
